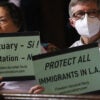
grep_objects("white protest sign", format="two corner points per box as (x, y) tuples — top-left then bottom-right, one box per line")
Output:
(33, 43), (100, 94)
(0, 32), (41, 80)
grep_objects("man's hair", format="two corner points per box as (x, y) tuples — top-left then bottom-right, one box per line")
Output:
(0, 2), (25, 31)
(69, 0), (99, 17)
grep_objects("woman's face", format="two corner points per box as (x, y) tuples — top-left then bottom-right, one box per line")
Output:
(0, 7), (19, 33)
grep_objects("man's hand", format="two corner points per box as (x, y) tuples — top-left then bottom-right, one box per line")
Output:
(0, 77), (5, 89)
(29, 85), (44, 94)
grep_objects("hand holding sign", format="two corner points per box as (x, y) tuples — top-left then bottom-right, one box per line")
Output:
(29, 85), (45, 94)
(0, 77), (5, 89)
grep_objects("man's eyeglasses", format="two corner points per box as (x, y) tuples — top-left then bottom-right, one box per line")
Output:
(72, 10), (100, 20)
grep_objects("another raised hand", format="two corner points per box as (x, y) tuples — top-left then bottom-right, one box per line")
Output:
(29, 85), (44, 94)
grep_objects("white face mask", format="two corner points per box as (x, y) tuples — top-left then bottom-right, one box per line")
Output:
(75, 14), (100, 38)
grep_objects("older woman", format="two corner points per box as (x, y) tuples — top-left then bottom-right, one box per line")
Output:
(0, 2), (25, 33)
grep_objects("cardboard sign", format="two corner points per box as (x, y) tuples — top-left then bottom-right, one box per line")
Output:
(0, 31), (41, 81)
(33, 43), (100, 94)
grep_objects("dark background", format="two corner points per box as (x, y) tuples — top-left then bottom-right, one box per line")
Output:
(21, 0), (79, 49)
(23, 0), (79, 48)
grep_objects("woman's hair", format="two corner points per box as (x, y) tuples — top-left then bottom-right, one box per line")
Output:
(68, 0), (99, 17)
(0, 2), (26, 31)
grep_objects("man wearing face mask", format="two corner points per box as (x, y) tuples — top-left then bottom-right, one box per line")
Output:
(69, 0), (100, 48)
(24, 0), (100, 94)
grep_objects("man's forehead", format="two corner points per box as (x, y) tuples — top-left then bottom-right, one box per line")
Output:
(71, 2), (98, 13)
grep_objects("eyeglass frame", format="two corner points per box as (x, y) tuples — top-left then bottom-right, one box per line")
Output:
(72, 9), (100, 20)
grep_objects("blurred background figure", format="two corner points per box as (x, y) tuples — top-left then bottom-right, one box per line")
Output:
(0, 1), (25, 33)
(0, 0), (40, 31)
